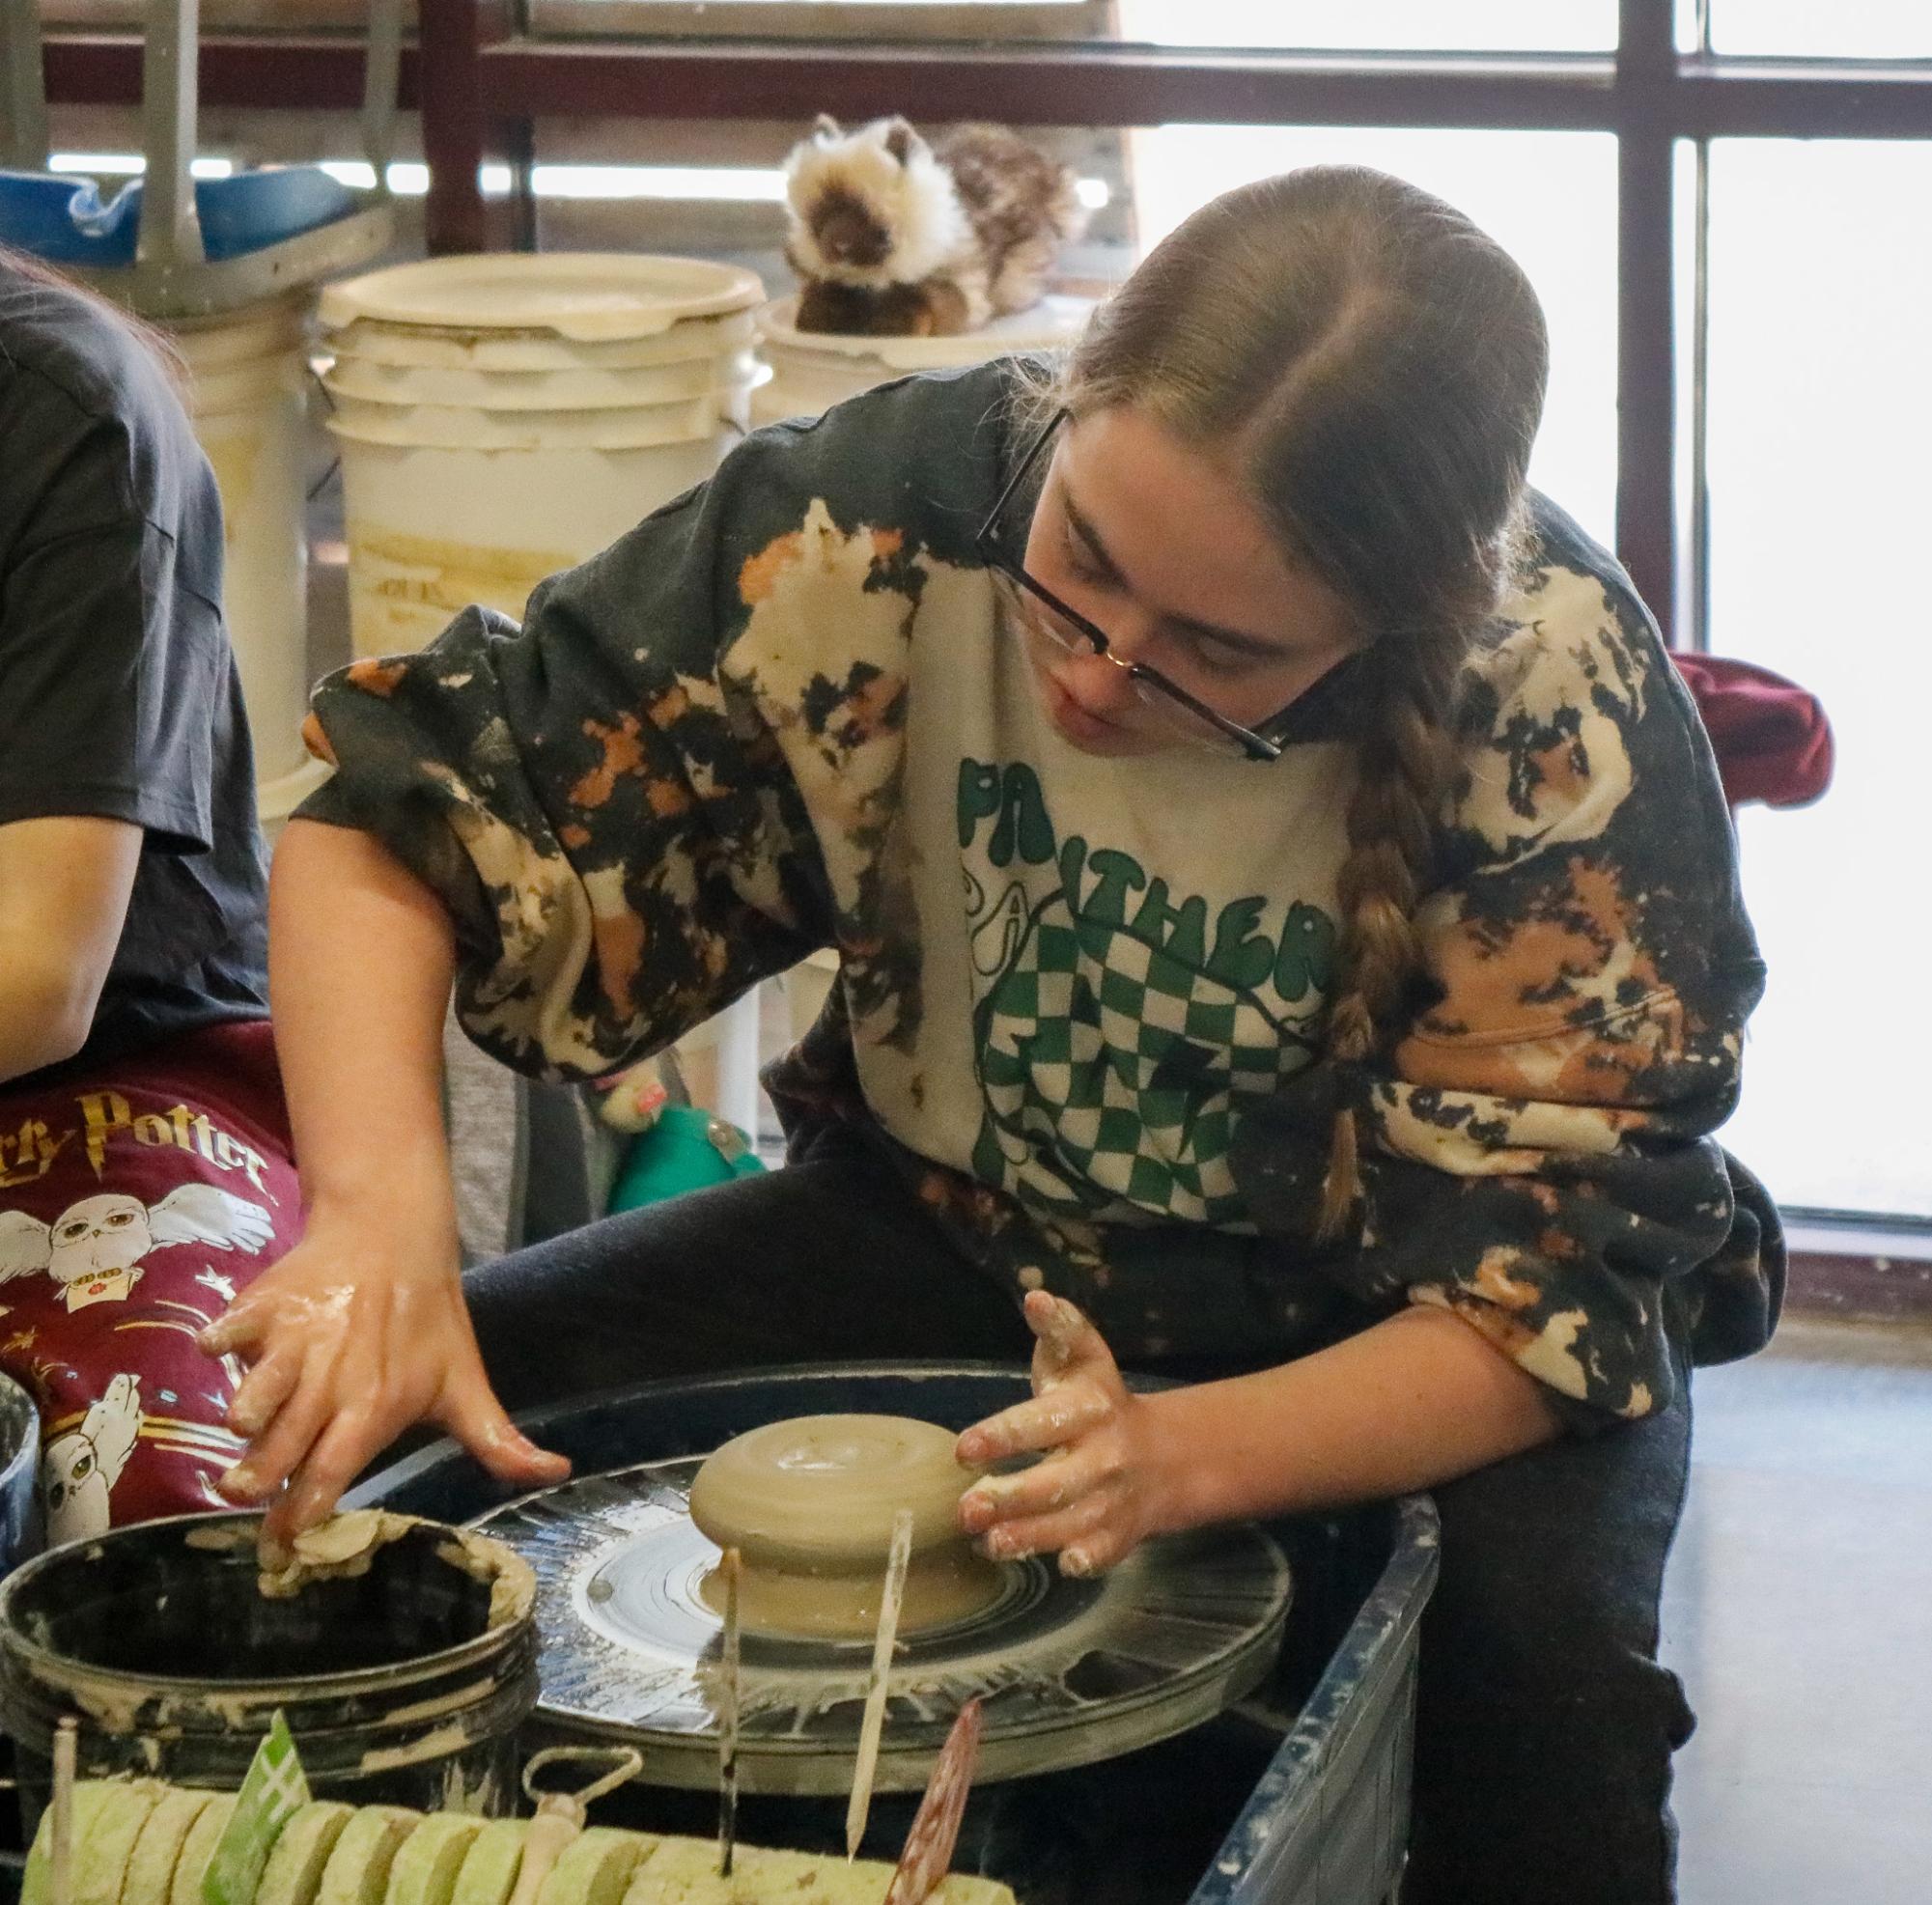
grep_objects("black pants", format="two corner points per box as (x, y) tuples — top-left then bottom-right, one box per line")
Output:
(465, 1137), (1696, 1905)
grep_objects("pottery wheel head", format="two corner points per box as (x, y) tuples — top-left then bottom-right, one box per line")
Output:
(686, 1414), (973, 1571)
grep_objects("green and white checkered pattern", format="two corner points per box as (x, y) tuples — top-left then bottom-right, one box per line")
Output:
(973, 912), (1315, 1224)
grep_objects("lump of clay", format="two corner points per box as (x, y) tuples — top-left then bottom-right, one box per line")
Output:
(686, 1415), (1000, 1640)
(257, 1510), (409, 1600)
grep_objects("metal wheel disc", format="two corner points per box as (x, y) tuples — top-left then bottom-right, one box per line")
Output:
(473, 1455), (1292, 1794)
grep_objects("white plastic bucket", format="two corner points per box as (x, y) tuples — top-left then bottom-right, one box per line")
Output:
(317, 254), (764, 658)
(750, 293), (1096, 429)
(172, 294), (315, 784)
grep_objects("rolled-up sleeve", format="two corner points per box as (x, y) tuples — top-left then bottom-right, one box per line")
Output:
(296, 364), (1016, 1083)
(296, 429), (848, 1081)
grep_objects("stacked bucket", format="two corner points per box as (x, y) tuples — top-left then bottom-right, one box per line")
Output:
(172, 294), (325, 830)
(316, 253), (765, 659)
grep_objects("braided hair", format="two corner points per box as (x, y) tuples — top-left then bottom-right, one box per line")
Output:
(1051, 167), (1549, 1239)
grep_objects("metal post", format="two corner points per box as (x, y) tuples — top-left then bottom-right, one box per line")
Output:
(361, 0), (405, 190)
(1615, 0), (1677, 637)
(419, 0), (507, 254)
(1, 0), (49, 172)
(136, 0), (207, 274)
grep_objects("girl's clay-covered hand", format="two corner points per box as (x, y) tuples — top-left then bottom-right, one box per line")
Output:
(953, 1290), (1170, 1578)
(198, 1213), (569, 1555)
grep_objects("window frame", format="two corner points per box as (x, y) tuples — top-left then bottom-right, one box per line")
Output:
(36, 0), (1932, 1276)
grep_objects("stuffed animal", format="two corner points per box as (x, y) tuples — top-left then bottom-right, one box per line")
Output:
(593, 1054), (764, 1211)
(783, 115), (1088, 337)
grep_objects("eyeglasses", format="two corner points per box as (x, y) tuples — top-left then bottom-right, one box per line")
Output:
(974, 406), (1288, 763)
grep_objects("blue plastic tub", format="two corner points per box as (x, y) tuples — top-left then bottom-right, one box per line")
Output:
(352, 1362), (1438, 1905)
(0, 165), (360, 267)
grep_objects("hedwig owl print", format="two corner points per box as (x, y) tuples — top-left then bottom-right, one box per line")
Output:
(0, 1058), (299, 1538)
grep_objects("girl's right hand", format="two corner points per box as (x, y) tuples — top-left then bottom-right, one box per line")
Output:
(198, 1211), (570, 1556)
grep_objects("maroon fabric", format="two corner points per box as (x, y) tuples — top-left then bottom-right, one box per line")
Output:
(1669, 652), (1834, 810)
(0, 1020), (298, 1541)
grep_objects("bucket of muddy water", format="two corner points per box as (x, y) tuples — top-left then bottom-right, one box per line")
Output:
(317, 254), (763, 658)
(0, 1374), (40, 1581)
(0, 1509), (537, 1819)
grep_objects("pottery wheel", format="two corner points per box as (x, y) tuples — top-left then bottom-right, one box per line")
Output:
(470, 1455), (1292, 1795)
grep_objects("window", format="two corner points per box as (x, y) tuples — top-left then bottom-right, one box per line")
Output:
(1696, 0), (1931, 59)
(31, 0), (1932, 1223)
(1701, 139), (1932, 1219)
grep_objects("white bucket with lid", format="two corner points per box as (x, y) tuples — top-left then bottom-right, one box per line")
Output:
(318, 254), (764, 658)
(751, 293), (1096, 429)
(172, 293), (316, 788)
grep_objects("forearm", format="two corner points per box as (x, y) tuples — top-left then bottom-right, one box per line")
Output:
(1145, 1305), (1565, 1533)
(268, 818), (459, 1242)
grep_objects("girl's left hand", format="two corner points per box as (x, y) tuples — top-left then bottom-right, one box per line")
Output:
(954, 1290), (1170, 1578)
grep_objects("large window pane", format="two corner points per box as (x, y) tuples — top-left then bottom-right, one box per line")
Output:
(1705, 140), (1932, 1219)
(534, 0), (1615, 51)
(1704, 1), (1930, 58)
(1130, 126), (1617, 541)
(1109, 1), (1613, 50)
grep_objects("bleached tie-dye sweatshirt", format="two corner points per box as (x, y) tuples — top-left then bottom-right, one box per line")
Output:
(298, 360), (1781, 1426)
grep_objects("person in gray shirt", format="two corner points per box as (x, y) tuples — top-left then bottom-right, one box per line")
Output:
(0, 246), (266, 1081)
(0, 248), (298, 1539)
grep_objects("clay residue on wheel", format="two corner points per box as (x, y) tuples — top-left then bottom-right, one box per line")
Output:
(210, 1510), (536, 1629)
(433, 1529), (536, 1630)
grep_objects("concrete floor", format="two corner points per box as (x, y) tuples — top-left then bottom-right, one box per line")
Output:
(1663, 1317), (1932, 1903)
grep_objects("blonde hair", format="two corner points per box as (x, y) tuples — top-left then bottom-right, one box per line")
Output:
(1051, 167), (1549, 1238)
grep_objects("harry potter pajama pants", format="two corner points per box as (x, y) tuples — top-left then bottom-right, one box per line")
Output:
(0, 1021), (299, 1542)
(466, 1125), (1699, 1905)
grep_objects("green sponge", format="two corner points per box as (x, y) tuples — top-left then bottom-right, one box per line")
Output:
(22, 1780), (163, 1905)
(535, 1828), (655, 1905)
(446, 1820), (525, 1905)
(317, 1808), (420, 1905)
(124, 1788), (220, 1905)
(386, 1816), (487, 1905)
(256, 1803), (355, 1905)
(172, 1796), (241, 1905)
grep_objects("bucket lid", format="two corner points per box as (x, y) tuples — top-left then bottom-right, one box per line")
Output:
(322, 388), (726, 452)
(320, 350), (750, 414)
(321, 253), (765, 343)
(322, 306), (756, 375)
(756, 293), (1096, 371)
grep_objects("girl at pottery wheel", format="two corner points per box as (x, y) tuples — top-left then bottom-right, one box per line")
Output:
(203, 169), (1780, 1905)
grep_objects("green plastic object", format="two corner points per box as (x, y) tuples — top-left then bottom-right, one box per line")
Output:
(606, 1105), (765, 1214)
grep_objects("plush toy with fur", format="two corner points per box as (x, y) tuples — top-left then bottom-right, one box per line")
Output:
(783, 115), (1087, 337)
